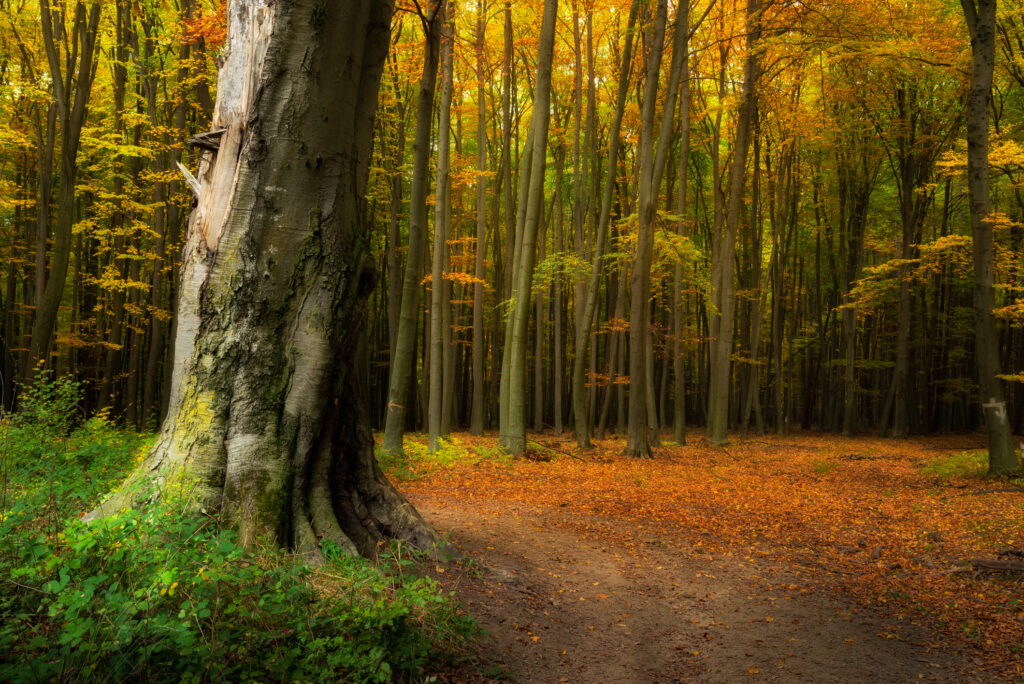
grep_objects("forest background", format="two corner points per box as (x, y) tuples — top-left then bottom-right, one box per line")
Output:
(1, 0), (1024, 461)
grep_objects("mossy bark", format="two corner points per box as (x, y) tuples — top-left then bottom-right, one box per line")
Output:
(89, 0), (438, 561)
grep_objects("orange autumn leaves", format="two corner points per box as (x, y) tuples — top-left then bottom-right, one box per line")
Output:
(385, 432), (1024, 678)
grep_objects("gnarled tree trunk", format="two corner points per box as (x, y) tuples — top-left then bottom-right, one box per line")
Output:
(89, 0), (437, 560)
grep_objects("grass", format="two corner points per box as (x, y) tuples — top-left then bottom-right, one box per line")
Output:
(920, 449), (989, 481)
(378, 433), (516, 482)
(811, 458), (838, 475)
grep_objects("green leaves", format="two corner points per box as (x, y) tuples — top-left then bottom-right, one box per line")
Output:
(0, 382), (474, 682)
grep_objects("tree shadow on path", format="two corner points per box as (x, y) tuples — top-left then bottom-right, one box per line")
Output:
(416, 500), (962, 683)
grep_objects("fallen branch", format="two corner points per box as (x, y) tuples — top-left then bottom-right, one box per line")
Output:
(958, 487), (1024, 496)
(970, 558), (1024, 572)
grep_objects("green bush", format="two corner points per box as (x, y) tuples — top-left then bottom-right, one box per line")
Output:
(0, 372), (149, 540)
(0, 502), (471, 682)
(0, 376), (474, 683)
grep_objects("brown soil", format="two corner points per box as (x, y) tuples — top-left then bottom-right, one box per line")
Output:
(415, 498), (964, 683)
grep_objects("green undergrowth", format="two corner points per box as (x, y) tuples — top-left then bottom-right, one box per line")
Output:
(921, 450), (989, 481)
(1, 374), (475, 682)
(921, 449), (1024, 486)
(378, 435), (516, 482)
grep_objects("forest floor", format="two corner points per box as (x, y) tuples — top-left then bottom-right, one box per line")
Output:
(380, 432), (1024, 683)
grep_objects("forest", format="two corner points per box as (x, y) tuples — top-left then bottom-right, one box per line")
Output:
(1, 0), (1023, 680)
(2, 0), (1024, 464)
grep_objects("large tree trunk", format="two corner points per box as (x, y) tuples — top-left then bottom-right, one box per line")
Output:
(89, 0), (437, 561)
(626, 0), (668, 459)
(961, 0), (1018, 474)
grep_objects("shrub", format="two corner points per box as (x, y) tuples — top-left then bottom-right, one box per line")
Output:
(0, 377), (474, 683)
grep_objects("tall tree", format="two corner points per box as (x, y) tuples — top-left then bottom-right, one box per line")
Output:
(706, 0), (761, 445)
(470, 0), (488, 435)
(90, 0), (437, 560)
(381, 0), (446, 456)
(961, 0), (1018, 474)
(622, 0), (688, 456)
(27, 0), (102, 373)
(500, 0), (558, 455)
(672, 0), (691, 445)
(428, 4), (454, 453)
(571, 0), (640, 448)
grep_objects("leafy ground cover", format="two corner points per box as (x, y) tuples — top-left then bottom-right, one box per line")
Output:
(385, 432), (1024, 681)
(0, 376), (474, 683)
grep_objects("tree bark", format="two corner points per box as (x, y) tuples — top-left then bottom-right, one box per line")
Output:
(961, 0), (1019, 474)
(28, 0), (102, 372)
(626, 0), (668, 459)
(428, 7), (453, 452)
(501, 0), (558, 455)
(470, 0), (489, 435)
(672, 0), (691, 445)
(707, 0), (760, 445)
(571, 0), (640, 448)
(381, 0), (445, 455)
(90, 0), (438, 561)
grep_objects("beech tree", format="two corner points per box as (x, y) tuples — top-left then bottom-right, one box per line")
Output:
(961, 0), (1018, 474)
(706, 0), (760, 445)
(26, 0), (101, 373)
(500, 0), (558, 455)
(571, 0), (639, 449)
(90, 0), (438, 559)
(428, 5), (454, 453)
(381, 0), (446, 456)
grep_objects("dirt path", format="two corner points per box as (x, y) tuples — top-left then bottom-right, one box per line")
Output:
(416, 499), (962, 683)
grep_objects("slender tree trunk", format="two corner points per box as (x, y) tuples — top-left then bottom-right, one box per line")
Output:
(492, 2), (514, 422)
(534, 212), (547, 433)
(386, 74), (408, 375)
(28, 0), (102, 371)
(141, 22), (169, 430)
(382, 0), (445, 455)
(428, 7), (453, 452)
(961, 0), (1018, 474)
(501, 0), (558, 454)
(97, 3), (130, 412)
(571, 0), (640, 448)
(470, 0), (488, 434)
(553, 142), (565, 436)
(498, 122), (533, 443)
(707, 0), (760, 445)
(672, 1), (691, 445)
(626, 0), (668, 458)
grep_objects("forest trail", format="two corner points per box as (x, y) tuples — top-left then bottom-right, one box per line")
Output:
(416, 499), (958, 682)
(386, 432), (1024, 682)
